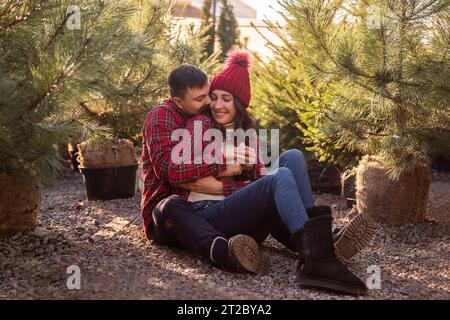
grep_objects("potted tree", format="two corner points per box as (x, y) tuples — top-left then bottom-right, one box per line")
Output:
(0, 0), (212, 234)
(77, 138), (138, 200)
(0, 0), (124, 235)
(253, 0), (449, 224)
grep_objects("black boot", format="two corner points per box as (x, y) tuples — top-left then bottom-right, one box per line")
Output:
(307, 206), (344, 236)
(291, 215), (368, 295)
(296, 206), (333, 263)
(306, 206), (332, 218)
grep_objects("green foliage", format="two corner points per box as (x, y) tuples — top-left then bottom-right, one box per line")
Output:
(251, 53), (360, 166)
(218, 0), (239, 60)
(0, 0), (219, 182)
(254, 0), (450, 176)
(251, 57), (308, 153)
(76, 1), (220, 144)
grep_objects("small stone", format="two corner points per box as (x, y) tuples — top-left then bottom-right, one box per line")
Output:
(60, 255), (72, 264)
(75, 201), (84, 210)
(8, 248), (17, 257)
(29, 227), (51, 239)
(80, 234), (90, 241)
(25, 244), (35, 252)
(11, 232), (22, 240)
(46, 245), (55, 253)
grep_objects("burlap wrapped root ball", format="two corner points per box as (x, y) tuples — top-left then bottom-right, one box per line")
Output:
(356, 156), (431, 225)
(0, 172), (41, 237)
(77, 138), (137, 168)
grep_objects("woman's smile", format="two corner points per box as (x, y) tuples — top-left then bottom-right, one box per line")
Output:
(213, 111), (228, 117)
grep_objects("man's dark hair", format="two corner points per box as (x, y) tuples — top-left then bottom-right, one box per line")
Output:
(168, 64), (208, 99)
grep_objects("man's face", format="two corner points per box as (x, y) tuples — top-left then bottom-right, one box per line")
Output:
(173, 85), (211, 116)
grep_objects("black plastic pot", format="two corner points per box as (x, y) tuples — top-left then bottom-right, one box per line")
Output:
(79, 164), (138, 200)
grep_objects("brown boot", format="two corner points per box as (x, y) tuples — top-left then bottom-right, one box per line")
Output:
(228, 234), (262, 274)
(334, 212), (375, 261)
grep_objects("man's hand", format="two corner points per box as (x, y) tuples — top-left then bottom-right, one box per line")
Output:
(217, 163), (242, 177)
(178, 176), (224, 195)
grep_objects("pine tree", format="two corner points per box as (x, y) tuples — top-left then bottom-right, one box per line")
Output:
(251, 58), (310, 153)
(0, 0), (126, 182)
(76, 0), (219, 145)
(251, 22), (360, 167)
(218, 0), (239, 60)
(201, 0), (215, 57)
(0, 0), (217, 182)
(255, 0), (450, 177)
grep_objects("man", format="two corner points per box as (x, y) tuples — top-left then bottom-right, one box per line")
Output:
(141, 64), (262, 273)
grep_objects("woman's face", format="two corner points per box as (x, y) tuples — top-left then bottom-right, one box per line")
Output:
(209, 90), (237, 126)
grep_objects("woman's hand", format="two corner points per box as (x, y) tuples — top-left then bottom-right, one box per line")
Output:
(235, 145), (257, 170)
(178, 176), (224, 195)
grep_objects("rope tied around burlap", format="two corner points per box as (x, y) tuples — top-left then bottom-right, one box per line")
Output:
(77, 138), (137, 169)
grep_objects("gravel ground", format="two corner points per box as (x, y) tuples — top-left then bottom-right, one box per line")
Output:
(0, 170), (449, 300)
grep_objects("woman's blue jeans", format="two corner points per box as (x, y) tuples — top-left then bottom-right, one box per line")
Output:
(196, 149), (314, 241)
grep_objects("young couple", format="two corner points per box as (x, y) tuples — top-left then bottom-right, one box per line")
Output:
(141, 50), (371, 295)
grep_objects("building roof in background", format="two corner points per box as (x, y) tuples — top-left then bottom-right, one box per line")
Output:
(228, 0), (257, 19)
(172, 1), (202, 18)
(171, 0), (257, 19)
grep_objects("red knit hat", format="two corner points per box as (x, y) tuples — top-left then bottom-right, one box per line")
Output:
(210, 50), (252, 108)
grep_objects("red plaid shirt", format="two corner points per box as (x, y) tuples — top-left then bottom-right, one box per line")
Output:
(178, 113), (265, 195)
(141, 99), (264, 236)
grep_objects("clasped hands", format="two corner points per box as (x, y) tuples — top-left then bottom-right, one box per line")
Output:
(178, 143), (257, 194)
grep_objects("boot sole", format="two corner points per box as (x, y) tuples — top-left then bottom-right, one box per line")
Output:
(334, 213), (375, 261)
(298, 274), (368, 295)
(229, 234), (262, 274)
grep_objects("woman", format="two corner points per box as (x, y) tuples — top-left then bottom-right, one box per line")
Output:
(174, 50), (369, 295)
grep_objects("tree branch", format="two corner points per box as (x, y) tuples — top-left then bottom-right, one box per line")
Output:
(0, 0), (46, 32)
(20, 37), (92, 118)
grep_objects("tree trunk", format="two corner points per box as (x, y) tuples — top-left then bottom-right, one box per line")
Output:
(341, 167), (357, 209)
(0, 171), (41, 237)
(356, 156), (431, 225)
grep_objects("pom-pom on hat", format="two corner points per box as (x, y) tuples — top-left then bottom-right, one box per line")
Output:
(210, 49), (252, 108)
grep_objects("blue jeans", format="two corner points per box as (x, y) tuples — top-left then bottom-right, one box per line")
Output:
(196, 149), (314, 236)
